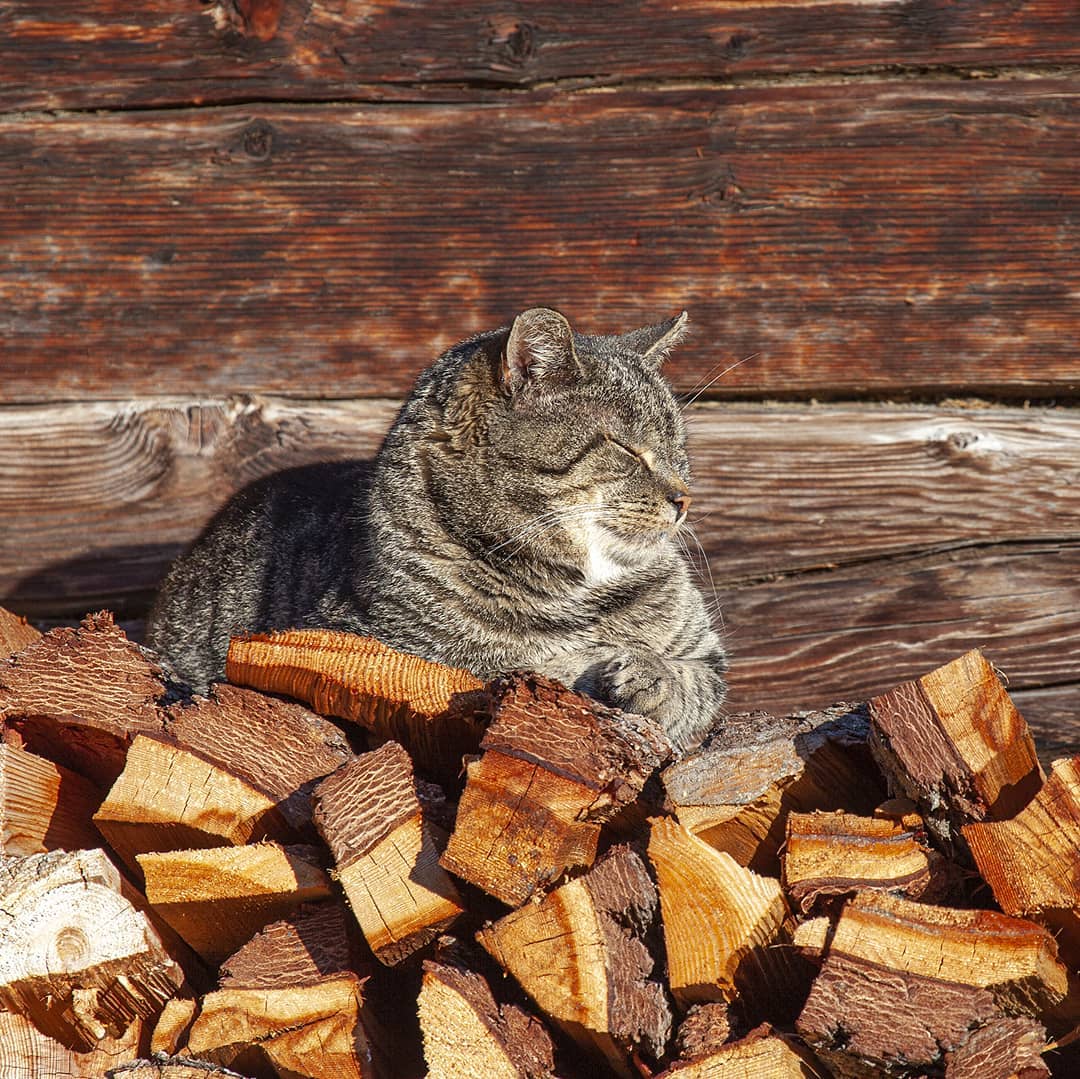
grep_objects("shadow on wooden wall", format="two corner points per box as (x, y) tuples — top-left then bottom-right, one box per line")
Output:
(1, 1), (1078, 752)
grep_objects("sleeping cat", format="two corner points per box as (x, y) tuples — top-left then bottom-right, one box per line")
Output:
(146, 308), (728, 754)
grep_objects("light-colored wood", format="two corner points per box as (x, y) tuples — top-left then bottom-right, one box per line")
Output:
(868, 649), (1044, 849)
(647, 816), (797, 1015)
(0, 1008), (146, 1079)
(149, 997), (198, 1057)
(228, 629), (485, 781)
(418, 961), (556, 1079)
(313, 742), (464, 965)
(0, 606), (40, 657)
(186, 975), (373, 1079)
(0, 741), (103, 856)
(478, 846), (671, 1077)
(137, 842), (333, 965)
(442, 672), (668, 907)
(659, 1022), (822, 1078)
(94, 734), (291, 877)
(965, 756), (1080, 967)
(0, 848), (185, 1051)
(782, 808), (949, 913)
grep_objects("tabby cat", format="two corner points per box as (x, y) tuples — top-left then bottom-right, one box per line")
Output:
(146, 308), (728, 754)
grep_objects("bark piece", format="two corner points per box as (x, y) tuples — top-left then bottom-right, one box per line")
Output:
(964, 756), (1080, 967)
(226, 628), (486, 781)
(1, 741), (104, 856)
(0, 612), (166, 786)
(659, 1022), (821, 1077)
(166, 683), (354, 834)
(186, 974), (373, 1079)
(418, 960), (556, 1079)
(647, 815), (803, 1019)
(944, 1015), (1050, 1079)
(314, 741), (464, 965)
(662, 705), (882, 875)
(0, 848), (185, 1051)
(442, 671), (670, 906)
(782, 807), (951, 914)
(137, 842), (333, 965)
(219, 899), (365, 990)
(0, 1008), (146, 1079)
(672, 1002), (734, 1061)
(109, 1061), (252, 1079)
(94, 734), (295, 878)
(478, 845), (672, 1077)
(796, 891), (1067, 1076)
(0, 605), (40, 657)
(868, 648), (1044, 849)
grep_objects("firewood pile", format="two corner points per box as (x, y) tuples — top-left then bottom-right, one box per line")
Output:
(0, 606), (1077, 1078)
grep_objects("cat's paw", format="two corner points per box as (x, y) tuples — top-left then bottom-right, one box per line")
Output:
(594, 648), (671, 719)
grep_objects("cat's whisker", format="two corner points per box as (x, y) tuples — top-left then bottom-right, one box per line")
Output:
(683, 523), (725, 631)
(679, 352), (760, 409)
(484, 505), (609, 560)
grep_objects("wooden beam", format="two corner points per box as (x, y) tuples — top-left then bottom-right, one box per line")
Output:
(2, 81), (1079, 402)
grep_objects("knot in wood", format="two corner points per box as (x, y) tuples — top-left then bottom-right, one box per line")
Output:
(242, 121), (275, 161)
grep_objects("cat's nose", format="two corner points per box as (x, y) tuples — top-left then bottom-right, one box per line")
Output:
(668, 490), (691, 523)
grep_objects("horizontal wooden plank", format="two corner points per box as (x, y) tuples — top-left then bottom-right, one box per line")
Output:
(720, 541), (1080, 755)
(2, 83), (1079, 402)
(3, 1), (1080, 111)
(2, 398), (1077, 609)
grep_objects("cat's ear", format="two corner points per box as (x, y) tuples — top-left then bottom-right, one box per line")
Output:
(499, 308), (582, 396)
(619, 311), (690, 369)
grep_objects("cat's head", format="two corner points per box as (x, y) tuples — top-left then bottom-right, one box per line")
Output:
(424, 307), (694, 584)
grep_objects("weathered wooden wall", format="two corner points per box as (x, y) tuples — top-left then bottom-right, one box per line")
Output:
(2, 1), (1078, 752)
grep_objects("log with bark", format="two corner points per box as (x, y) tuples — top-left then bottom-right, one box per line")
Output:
(0, 604), (1076, 1077)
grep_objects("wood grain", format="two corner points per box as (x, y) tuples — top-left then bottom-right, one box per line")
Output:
(2, 81), (1079, 401)
(3, 2), (1080, 112)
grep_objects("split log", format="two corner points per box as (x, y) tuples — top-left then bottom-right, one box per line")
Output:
(226, 629), (486, 781)
(867, 648), (1044, 850)
(0, 1008), (146, 1079)
(442, 672), (670, 907)
(964, 756), (1080, 966)
(150, 997), (199, 1056)
(185, 975), (373, 1079)
(478, 845), (672, 1077)
(796, 891), (1065, 1076)
(647, 815), (804, 1020)
(662, 705), (882, 875)
(0, 848), (186, 1051)
(313, 741), (464, 965)
(781, 807), (952, 915)
(418, 960), (556, 1079)
(165, 683), (354, 835)
(1, 740), (104, 856)
(0, 612), (166, 786)
(658, 1022), (822, 1078)
(0, 605), (40, 657)
(108, 1060), (252, 1079)
(94, 735), (296, 878)
(137, 843), (334, 965)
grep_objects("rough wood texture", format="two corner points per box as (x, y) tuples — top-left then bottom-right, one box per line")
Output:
(944, 1015), (1051, 1079)
(782, 808), (952, 914)
(648, 815), (803, 1018)
(3, 82), (1079, 404)
(868, 649), (1044, 849)
(109, 1060), (250, 1079)
(0, 606), (40, 657)
(185, 975), (373, 1079)
(796, 891), (1066, 1075)
(659, 1022), (821, 1078)
(418, 960), (556, 1079)
(227, 629), (486, 781)
(0, 848), (185, 1051)
(94, 735), (295, 877)
(0, 741), (103, 857)
(478, 845), (672, 1076)
(661, 706), (882, 875)
(0, 613), (166, 786)
(0, 1008), (146, 1079)
(136, 843), (334, 965)
(965, 757), (1080, 967)
(6, 1), (1080, 112)
(442, 671), (669, 906)
(313, 742), (464, 965)
(166, 683), (354, 835)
